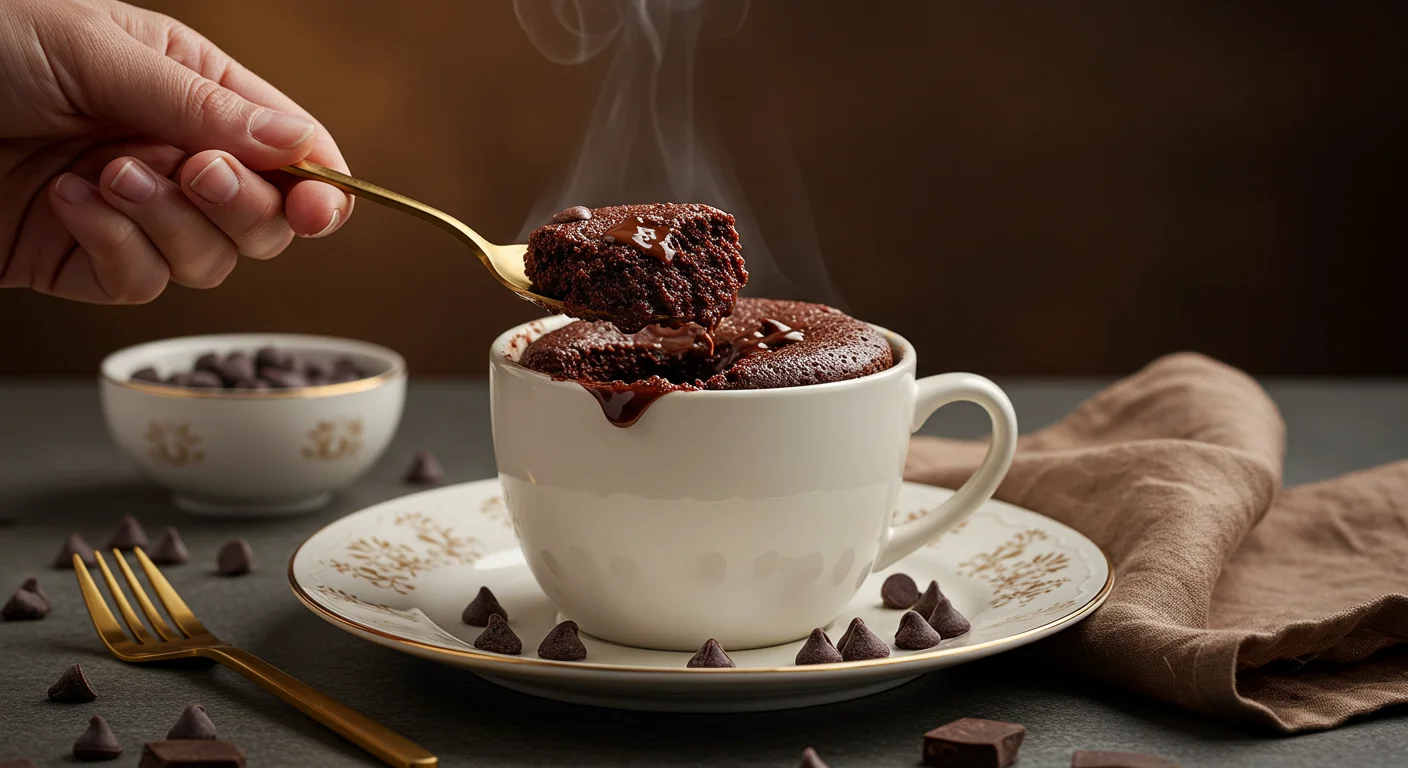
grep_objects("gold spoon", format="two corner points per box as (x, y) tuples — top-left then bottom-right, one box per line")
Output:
(280, 161), (561, 313)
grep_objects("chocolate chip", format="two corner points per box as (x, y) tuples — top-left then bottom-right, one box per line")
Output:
(48, 663), (98, 702)
(472, 614), (522, 655)
(106, 514), (149, 550)
(922, 718), (1025, 768)
(839, 619), (890, 661)
(881, 573), (920, 609)
(403, 451), (445, 485)
(194, 353), (222, 376)
(72, 714), (121, 761)
(332, 355), (362, 375)
(913, 580), (942, 619)
(2, 589), (47, 621)
(537, 620), (587, 661)
(303, 361), (329, 380)
(130, 367), (161, 383)
(686, 638), (735, 668)
(461, 586), (507, 627)
(836, 616), (864, 654)
(165, 373), (192, 387)
(216, 540), (252, 576)
(895, 610), (942, 650)
(166, 704), (217, 740)
(795, 628), (843, 665)
(221, 353), (256, 383)
(255, 347), (296, 371)
(138, 740), (246, 767)
(186, 371), (223, 389)
(798, 747), (830, 768)
(20, 577), (49, 610)
(55, 534), (96, 568)
(1071, 751), (1180, 768)
(259, 368), (307, 389)
(548, 206), (592, 224)
(927, 598), (971, 638)
(150, 528), (189, 566)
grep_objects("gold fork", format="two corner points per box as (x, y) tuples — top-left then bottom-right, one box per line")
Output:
(74, 550), (437, 767)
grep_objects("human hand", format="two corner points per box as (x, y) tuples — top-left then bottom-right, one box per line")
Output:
(0, 0), (353, 303)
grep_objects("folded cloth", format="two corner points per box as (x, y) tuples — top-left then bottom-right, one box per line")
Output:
(905, 352), (1408, 732)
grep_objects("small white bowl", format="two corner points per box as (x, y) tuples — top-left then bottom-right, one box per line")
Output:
(99, 333), (407, 517)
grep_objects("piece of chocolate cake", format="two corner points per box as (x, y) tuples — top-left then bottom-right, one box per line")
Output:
(525, 203), (748, 333)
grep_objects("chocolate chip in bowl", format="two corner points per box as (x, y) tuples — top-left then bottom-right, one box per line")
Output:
(99, 334), (407, 517)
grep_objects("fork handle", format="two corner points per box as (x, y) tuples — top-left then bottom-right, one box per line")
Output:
(201, 646), (437, 767)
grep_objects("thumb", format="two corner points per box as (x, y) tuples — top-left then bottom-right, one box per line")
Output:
(74, 32), (316, 170)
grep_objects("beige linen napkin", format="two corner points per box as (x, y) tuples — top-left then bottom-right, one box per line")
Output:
(905, 353), (1408, 732)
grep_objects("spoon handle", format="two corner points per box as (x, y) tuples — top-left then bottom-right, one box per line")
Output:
(280, 161), (493, 255)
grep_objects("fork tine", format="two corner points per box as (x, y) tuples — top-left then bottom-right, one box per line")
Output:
(94, 551), (152, 643)
(73, 553), (134, 651)
(134, 548), (211, 638)
(112, 550), (179, 641)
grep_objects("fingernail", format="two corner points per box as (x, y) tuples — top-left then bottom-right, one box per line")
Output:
(109, 161), (156, 203)
(190, 157), (239, 204)
(54, 174), (91, 205)
(249, 109), (315, 149)
(308, 208), (341, 238)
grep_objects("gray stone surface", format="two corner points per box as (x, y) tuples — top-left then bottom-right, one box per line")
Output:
(1, 378), (1406, 766)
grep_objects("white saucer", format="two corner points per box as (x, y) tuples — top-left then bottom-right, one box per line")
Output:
(289, 479), (1111, 712)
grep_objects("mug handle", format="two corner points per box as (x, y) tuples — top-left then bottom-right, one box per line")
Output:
(872, 373), (1018, 571)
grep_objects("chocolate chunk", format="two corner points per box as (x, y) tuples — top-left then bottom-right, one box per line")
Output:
(106, 514), (149, 549)
(895, 610), (942, 650)
(150, 528), (189, 565)
(403, 451), (445, 485)
(839, 619), (890, 661)
(461, 587), (507, 627)
(548, 206), (593, 224)
(881, 573), (920, 609)
(73, 714), (122, 761)
(48, 663), (98, 702)
(130, 367), (161, 383)
(186, 371), (223, 389)
(922, 718), (1025, 768)
(795, 628), (843, 665)
(913, 580), (942, 620)
(231, 379), (271, 391)
(686, 638), (735, 668)
(1071, 751), (1180, 768)
(259, 368), (307, 389)
(537, 620), (587, 661)
(139, 740), (246, 768)
(20, 576), (50, 609)
(2, 589), (48, 621)
(836, 617), (864, 654)
(798, 747), (830, 768)
(55, 534), (96, 568)
(221, 353), (256, 383)
(927, 598), (971, 638)
(255, 347), (296, 371)
(472, 614), (522, 655)
(167, 704), (217, 740)
(216, 540), (252, 576)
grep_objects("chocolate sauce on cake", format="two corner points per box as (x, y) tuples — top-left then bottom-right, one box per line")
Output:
(520, 298), (893, 426)
(524, 203), (748, 333)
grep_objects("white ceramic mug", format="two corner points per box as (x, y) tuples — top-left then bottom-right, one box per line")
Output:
(490, 316), (1017, 651)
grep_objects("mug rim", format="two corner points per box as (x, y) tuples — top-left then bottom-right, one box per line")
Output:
(489, 315), (917, 397)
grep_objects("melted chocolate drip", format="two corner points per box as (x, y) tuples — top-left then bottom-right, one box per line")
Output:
(579, 381), (678, 427)
(604, 217), (679, 263)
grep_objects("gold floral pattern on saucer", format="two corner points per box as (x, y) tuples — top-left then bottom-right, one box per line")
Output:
(956, 529), (1073, 608)
(323, 511), (480, 594)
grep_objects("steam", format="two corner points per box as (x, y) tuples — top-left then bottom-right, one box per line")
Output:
(514, 0), (841, 307)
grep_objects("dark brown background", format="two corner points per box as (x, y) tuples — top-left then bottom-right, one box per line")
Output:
(2, 1), (1404, 376)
